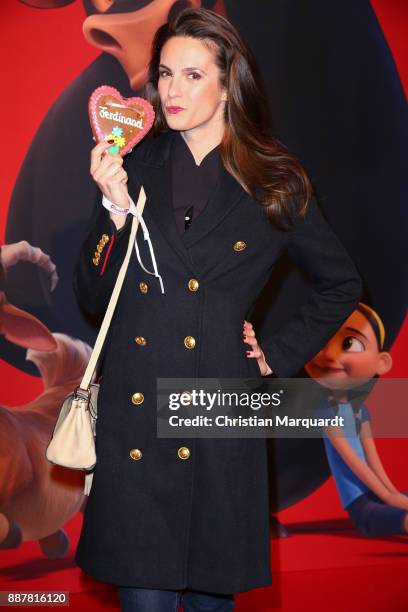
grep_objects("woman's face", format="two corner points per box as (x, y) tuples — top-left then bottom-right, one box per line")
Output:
(157, 35), (227, 137)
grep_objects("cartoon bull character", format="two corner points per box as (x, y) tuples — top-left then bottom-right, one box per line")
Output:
(0, 241), (91, 556)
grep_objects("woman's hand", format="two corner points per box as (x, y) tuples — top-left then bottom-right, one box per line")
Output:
(243, 320), (273, 376)
(90, 141), (130, 209)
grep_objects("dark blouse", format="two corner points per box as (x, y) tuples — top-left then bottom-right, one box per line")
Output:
(171, 130), (221, 234)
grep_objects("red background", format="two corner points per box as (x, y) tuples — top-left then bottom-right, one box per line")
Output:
(0, 1), (407, 610)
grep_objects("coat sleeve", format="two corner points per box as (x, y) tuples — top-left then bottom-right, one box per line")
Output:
(72, 196), (133, 316)
(261, 196), (362, 377)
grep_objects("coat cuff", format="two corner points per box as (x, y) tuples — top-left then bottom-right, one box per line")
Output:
(90, 206), (133, 273)
(72, 204), (133, 316)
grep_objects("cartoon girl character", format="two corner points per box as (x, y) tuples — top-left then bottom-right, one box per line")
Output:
(246, 305), (408, 537)
(303, 303), (408, 537)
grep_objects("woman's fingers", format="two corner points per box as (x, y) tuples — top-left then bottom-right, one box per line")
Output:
(109, 168), (128, 184)
(93, 162), (126, 191)
(242, 321), (273, 376)
(243, 321), (272, 375)
(243, 334), (256, 348)
(246, 346), (263, 359)
(95, 160), (125, 182)
(90, 141), (112, 175)
(90, 143), (123, 178)
(93, 152), (123, 178)
(243, 320), (255, 339)
(89, 142), (130, 210)
(243, 322), (257, 347)
(243, 333), (262, 358)
(99, 151), (123, 170)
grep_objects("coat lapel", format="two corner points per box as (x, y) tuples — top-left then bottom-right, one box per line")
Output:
(128, 129), (247, 271)
(181, 163), (247, 248)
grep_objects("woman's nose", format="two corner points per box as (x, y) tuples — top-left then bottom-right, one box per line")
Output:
(168, 76), (182, 98)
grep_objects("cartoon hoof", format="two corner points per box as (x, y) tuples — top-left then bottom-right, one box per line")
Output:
(0, 515), (23, 549)
(39, 528), (69, 558)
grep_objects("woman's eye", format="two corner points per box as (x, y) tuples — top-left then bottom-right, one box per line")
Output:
(159, 70), (170, 78)
(188, 72), (201, 80)
(342, 336), (365, 352)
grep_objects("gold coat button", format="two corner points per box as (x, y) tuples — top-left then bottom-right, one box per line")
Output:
(101, 234), (109, 243)
(184, 336), (196, 349)
(129, 448), (142, 460)
(135, 336), (147, 346)
(188, 278), (199, 292)
(96, 243), (104, 253)
(131, 392), (145, 405)
(92, 257), (100, 266)
(233, 241), (247, 251)
(139, 282), (149, 294)
(178, 446), (190, 460)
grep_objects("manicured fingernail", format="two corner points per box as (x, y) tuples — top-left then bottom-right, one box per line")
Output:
(246, 351), (251, 355)
(107, 139), (115, 144)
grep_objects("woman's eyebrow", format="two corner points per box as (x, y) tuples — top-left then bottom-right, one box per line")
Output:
(344, 326), (369, 341)
(159, 63), (206, 73)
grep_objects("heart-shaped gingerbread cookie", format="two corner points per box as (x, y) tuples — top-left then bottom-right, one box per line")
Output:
(89, 85), (155, 156)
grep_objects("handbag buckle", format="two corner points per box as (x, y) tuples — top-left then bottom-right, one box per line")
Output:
(73, 386), (98, 422)
(73, 387), (91, 401)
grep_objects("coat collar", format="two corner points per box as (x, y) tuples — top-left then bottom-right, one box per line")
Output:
(127, 129), (248, 271)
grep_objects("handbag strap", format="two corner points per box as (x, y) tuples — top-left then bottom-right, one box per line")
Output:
(79, 186), (146, 390)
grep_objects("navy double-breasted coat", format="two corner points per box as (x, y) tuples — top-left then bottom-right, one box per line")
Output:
(73, 129), (361, 593)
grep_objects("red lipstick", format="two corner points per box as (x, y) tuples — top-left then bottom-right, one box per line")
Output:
(166, 106), (184, 114)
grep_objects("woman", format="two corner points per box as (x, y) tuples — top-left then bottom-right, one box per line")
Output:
(73, 8), (362, 611)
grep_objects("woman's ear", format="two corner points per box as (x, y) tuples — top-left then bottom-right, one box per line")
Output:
(376, 351), (393, 376)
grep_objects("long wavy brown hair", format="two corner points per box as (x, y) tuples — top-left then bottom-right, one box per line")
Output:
(143, 7), (313, 228)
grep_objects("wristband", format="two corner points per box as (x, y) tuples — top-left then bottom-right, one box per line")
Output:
(102, 195), (129, 215)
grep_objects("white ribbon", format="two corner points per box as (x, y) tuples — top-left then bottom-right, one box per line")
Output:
(102, 194), (165, 294)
